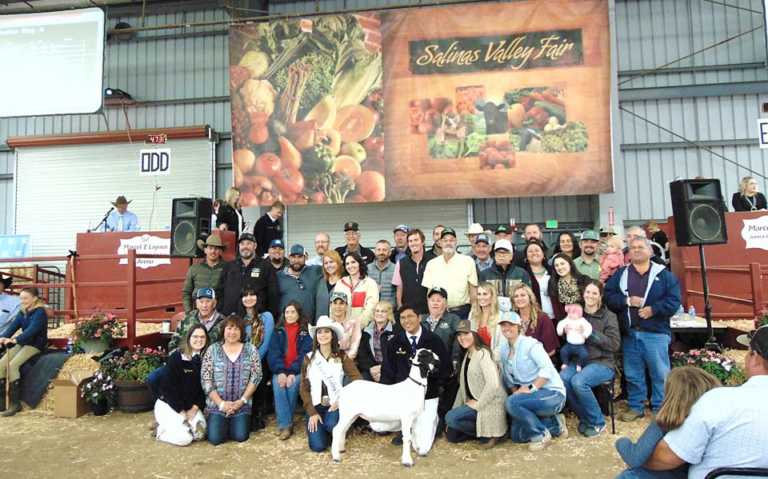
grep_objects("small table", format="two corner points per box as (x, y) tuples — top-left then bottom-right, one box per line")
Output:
(671, 316), (728, 349)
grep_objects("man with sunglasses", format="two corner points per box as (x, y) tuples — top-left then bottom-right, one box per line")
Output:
(643, 325), (768, 478)
(277, 244), (323, 323)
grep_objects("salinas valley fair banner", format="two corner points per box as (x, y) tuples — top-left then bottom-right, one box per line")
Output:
(229, 0), (611, 206)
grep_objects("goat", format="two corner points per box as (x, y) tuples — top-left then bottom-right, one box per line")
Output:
(331, 348), (440, 467)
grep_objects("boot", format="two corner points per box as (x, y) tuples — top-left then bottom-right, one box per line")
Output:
(1, 380), (21, 417)
(0, 379), (6, 412)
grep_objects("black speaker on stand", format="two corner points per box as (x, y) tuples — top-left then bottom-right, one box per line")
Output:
(171, 197), (212, 257)
(669, 179), (728, 350)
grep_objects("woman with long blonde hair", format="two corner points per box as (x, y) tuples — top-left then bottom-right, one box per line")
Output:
(315, 250), (344, 323)
(216, 186), (244, 237)
(468, 281), (501, 352)
(510, 283), (558, 357)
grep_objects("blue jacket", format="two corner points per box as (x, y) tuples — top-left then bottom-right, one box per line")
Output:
(267, 326), (312, 376)
(604, 263), (681, 335)
(2, 306), (47, 350)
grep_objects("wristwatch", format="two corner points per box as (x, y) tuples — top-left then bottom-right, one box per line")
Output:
(529, 384), (538, 392)
(240, 396), (248, 403)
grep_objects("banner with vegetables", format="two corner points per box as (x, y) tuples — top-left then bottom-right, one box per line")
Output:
(229, 0), (611, 206)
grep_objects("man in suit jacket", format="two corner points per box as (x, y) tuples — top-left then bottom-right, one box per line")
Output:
(379, 305), (449, 455)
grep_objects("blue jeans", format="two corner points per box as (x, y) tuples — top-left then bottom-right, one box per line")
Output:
(207, 413), (250, 445)
(623, 331), (671, 412)
(505, 389), (565, 443)
(273, 373), (301, 429)
(146, 365), (168, 399)
(616, 467), (688, 479)
(306, 405), (339, 452)
(560, 363), (615, 428)
(559, 343), (589, 368)
(444, 405), (478, 442)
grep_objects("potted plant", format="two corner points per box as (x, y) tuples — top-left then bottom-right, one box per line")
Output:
(101, 346), (166, 412)
(80, 371), (116, 416)
(671, 348), (746, 386)
(72, 313), (124, 354)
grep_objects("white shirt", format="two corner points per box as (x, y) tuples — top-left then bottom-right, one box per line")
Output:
(534, 272), (554, 318)
(421, 253), (478, 308)
(406, 327), (423, 349)
(665, 375), (768, 479)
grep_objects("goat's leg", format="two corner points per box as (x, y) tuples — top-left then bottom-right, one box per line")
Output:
(399, 416), (415, 467)
(331, 410), (356, 463)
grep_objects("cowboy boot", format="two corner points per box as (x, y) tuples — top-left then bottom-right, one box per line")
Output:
(0, 379), (6, 412)
(2, 380), (21, 416)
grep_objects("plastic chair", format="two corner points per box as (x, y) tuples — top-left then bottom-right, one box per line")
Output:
(593, 377), (616, 434)
(704, 467), (768, 478)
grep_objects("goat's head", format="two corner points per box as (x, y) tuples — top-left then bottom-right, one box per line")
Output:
(411, 348), (440, 379)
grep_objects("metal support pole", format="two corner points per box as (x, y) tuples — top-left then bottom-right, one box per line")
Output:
(127, 249), (137, 349)
(698, 244), (719, 351)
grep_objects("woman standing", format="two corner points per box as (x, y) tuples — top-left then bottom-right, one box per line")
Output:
(201, 316), (262, 445)
(240, 287), (275, 431)
(523, 241), (555, 320)
(444, 320), (506, 448)
(548, 253), (589, 321)
(216, 187), (244, 238)
(154, 325), (209, 446)
(328, 291), (362, 359)
(356, 301), (395, 382)
(560, 280), (621, 437)
(315, 251), (344, 322)
(0, 287), (46, 416)
(498, 311), (567, 450)
(510, 284), (559, 358)
(732, 176), (767, 211)
(300, 316), (362, 452)
(552, 232), (581, 260)
(332, 252), (379, 328)
(267, 301), (312, 440)
(468, 282), (502, 352)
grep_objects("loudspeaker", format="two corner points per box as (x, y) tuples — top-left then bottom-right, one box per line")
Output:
(171, 197), (212, 257)
(669, 179), (728, 246)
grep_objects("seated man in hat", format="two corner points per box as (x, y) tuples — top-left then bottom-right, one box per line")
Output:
(105, 195), (139, 232)
(181, 235), (226, 313)
(334, 222), (375, 265)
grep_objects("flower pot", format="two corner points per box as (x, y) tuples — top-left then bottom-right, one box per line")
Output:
(90, 398), (110, 416)
(115, 380), (154, 412)
(80, 339), (108, 354)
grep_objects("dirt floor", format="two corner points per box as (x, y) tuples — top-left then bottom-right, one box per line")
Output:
(0, 407), (644, 478)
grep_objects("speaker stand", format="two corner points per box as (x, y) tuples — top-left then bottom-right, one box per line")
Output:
(698, 244), (720, 352)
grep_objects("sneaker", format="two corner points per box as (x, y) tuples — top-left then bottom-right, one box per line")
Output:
(582, 424), (606, 438)
(555, 414), (569, 439)
(577, 422), (587, 435)
(619, 409), (645, 422)
(528, 429), (552, 451)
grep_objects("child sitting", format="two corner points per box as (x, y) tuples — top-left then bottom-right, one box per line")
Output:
(615, 366), (720, 478)
(556, 303), (592, 372)
(599, 236), (625, 283)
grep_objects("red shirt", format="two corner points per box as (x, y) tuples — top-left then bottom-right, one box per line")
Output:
(477, 326), (491, 347)
(284, 322), (300, 369)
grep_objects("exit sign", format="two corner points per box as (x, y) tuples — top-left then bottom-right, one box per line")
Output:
(545, 219), (559, 229)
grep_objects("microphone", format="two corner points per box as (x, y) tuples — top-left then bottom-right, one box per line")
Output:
(108, 206), (115, 212)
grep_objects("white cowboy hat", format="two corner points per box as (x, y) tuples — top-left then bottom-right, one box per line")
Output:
(466, 223), (484, 235)
(310, 315), (345, 341)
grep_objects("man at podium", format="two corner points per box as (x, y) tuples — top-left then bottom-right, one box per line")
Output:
(105, 195), (140, 232)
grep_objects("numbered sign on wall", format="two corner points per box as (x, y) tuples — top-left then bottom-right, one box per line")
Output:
(139, 148), (171, 176)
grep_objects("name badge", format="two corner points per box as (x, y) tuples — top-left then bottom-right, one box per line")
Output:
(251, 268), (261, 278)
(439, 323), (449, 329)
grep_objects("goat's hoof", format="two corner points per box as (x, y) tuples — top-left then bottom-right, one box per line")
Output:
(402, 462), (413, 468)
(333, 459), (341, 464)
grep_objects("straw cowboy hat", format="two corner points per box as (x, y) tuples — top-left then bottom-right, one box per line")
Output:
(196, 234), (226, 250)
(310, 315), (345, 341)
(111, 195), (132, 206)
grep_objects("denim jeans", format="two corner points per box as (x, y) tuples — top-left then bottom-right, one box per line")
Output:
(146, 365), (168, 399)
(206, 413), (250, 445)
(559, 343), (589, 368)
(622, 331), (671, 412)
(505, 388), (565, 443)
(306, 405), (339, 452)
(560, 363), (615, 428)
(444, 404), (477, 442)
(273, 373), (301, 429)
(616, 466), (688, 479)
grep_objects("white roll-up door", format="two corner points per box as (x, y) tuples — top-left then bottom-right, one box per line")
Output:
(15, 139), (214, 256)
(285, 200), (470, 253)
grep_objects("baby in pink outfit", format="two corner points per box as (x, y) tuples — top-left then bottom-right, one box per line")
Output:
(556, 304), (593, 371)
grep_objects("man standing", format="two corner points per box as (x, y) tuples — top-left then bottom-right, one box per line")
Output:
(390, 224), (410, 263)
(368, 240), (397, 308)
(379, 305), (450, 454)
(267, 239), (289, 272)
(334, 222), (375, 265)
(466, 223), (484, 249)
(494, 224), (514, 243)
(430, 225), (445, 257)
(105, 195), (139, 232)
(422, 227), (478, 320)
(514, 223), (548, 266)
(471, 233), (494, 273)
(307, 232), (331, 266)
(480, 239), (532, 298)
(644, 326), (768, 477)
(253, 200), (284, 258)
(393, 229), (436, 315)
(573, 230), (601, 281)
(219, 233), (279, 318)
(277, 244), (323, 322)
(181, 235), (225, 313)
(605, 237), (680, 422)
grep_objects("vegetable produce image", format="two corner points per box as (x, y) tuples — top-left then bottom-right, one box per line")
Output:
(229, 14), (384, 205)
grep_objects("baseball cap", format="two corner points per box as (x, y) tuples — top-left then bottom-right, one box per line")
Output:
(238, 233), (256, 243)
(427, 286), (448, 299)
(269, 239), (285, 249)
(474, 233), (490, 245)
(495, 224), (512, 234)
(440, 227), (457, 239)
(195, 287), (215, 300)
(497, 310), (522, 325)
(330, 291), (349, 303)
(456, 319), (472, 334)
(737, 325), (768, 360)
(289, 244), (305, 256)
(581, 230), (599, 242)
(393, 224), (410, 234)
(494, 239), (514, 252)
(344, 222), (359, 232)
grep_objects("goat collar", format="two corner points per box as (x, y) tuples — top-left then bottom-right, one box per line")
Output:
(408, 374), (427, 388)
